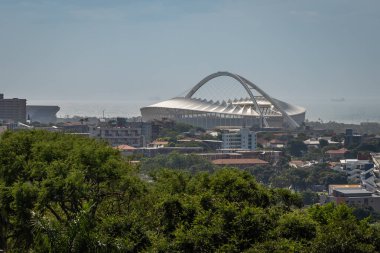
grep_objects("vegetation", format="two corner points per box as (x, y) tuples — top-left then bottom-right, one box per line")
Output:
(1, 130), (380, 252)
(139, 152), (214, 174)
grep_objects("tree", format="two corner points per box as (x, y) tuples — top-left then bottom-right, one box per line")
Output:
(287, 140), (308, 157)
(0, 130), (148, 252)
(319, 139), (329, 148)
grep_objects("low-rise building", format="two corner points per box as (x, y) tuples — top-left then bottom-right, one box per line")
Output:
(89, 126), (146, 147)
(325, 148), (348, 161)
(336, 159), (374, 182)
(328, 184), (380, 212)
(89, 122), (155, 148)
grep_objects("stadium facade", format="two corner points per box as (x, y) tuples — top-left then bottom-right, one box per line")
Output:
(26, 105), (60, 124)
(140, 72), (306, 129)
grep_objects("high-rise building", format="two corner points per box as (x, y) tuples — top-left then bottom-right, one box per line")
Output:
(0, 93), (26, 123)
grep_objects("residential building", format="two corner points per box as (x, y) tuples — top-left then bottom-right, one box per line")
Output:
(62, 122), (89, 133)
(338, 159), (374, 182)
(328, 184), (380, 212)
(0, 93), (26, 123)
(371, 153), (380, 169)
(222, 128), (256, 150)
(325, 148), (348, 161)
(89, 122), (156, 148)
(89, 126), (146, 147)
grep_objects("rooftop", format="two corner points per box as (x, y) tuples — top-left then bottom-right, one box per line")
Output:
(115, 145), (136, 151)
(212, 158), (268, 165)
(334, 188), (374, 196)
(326, 148), (348, 155)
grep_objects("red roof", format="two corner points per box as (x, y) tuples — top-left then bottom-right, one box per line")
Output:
(115, 145), (136, 151)
(212, 158), (268, 165)
(326, 148), (348, 155)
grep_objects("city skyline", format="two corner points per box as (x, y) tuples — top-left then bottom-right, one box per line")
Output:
(1, 0), (379, 106)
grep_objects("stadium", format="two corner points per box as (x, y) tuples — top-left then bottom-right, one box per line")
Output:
(140, 72), (306, 129)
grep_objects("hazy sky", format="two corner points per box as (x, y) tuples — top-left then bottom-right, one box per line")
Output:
(1, 0), (379, 106)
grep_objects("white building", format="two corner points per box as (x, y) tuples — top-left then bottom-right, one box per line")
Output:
(221, 128), (256, 150)
(337, 159), (374, 182)
(141, 72), (306, 130)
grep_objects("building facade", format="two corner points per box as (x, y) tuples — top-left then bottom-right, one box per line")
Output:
(26, 105), (60, 124)
(221, 128), (257, 150)
(328, 185), (380, 212)
(141, 72), (306, 130)
(89, 126), (146, 147)
(0, 94), (26, 123)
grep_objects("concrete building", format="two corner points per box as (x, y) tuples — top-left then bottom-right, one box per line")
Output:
(88, 121), (156, 148)
(328, 184), (380, 212)
(325, 148), (348, 161)
(0, 93), (26, 123)
(337, 159), (374, 182)
(222, 128), (257, 150)
(89, 126), (146, 147)
(26, 105), (60, 124)
(62, 122), (89, 134)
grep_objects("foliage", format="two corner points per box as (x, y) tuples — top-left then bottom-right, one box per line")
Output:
(287, 140), (308, 157)
(139, 152), (214, 174)
(0, 130), (147, 252)
(1, 130), (380, 252)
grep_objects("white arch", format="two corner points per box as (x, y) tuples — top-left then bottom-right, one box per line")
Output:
(185, 71), (299, 129)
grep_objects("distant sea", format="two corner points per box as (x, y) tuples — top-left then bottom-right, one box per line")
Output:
(28, 97), (380, 124)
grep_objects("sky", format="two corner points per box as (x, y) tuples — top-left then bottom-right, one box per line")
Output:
(0, 0), (379, 117)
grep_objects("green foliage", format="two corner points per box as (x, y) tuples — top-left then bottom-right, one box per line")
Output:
(140, 152), (214, 174)
(0, 130), (147, 252)
(287, 140), (308, 157)
(319, 139), (329, 148)
(309, 204), (378, 253)
(1, 130), (380, 252)
(269, 165), (347, 191)
(300, 190), (320, 205)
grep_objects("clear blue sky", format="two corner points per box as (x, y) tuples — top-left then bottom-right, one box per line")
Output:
(1, 0), (379, 105)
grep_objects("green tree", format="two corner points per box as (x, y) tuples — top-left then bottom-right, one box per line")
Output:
(287, 140), (308, 157)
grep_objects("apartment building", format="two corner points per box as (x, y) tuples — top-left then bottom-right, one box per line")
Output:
(0, 94), (26, 123)
(221, 128), (257, 150)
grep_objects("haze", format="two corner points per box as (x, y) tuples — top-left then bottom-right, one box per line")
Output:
(1, 0), (379, 110)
